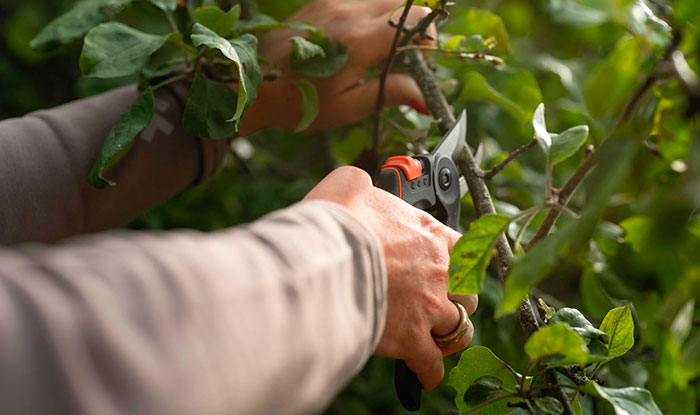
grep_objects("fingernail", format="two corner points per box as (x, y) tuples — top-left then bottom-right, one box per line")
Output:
(409, 99), (431, 116)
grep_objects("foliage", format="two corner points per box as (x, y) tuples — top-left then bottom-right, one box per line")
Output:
(2, 0), (699, 414)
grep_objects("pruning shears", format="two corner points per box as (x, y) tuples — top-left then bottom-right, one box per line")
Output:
(378, 110), (476, 412)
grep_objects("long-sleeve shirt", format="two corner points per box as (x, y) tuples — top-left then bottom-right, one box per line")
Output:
(0, 86), (388, 414)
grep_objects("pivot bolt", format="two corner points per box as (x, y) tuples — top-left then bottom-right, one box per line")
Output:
(439, 168), (451, 190)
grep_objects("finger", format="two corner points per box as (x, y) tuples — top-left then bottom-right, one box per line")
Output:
(405, 338), (445, 391)
(449, 294), (479, 316)
(440, 317), (474, 356)
(336, 74), (426, 125)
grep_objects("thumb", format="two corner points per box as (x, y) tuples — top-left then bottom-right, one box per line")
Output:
(339, 74), (430, 124)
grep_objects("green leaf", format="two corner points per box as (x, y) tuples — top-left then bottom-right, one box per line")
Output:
(449, 214), (511, 295)
(290, 31), (348, 78)
(194, 5), (240, 37)
(582, 383), (662, 415)
(534, 396), (564, 415)
(620, 216), (652, 252)
(460, 69), (541, 126)
(182, 74), (238, 139)
(290, 36), (326, 63)
(550, 308), (610, 343)
(234, 14), (281, 32)
(538, 298), (557, 322)
(599, 304), (635, 358)
(147, 0), (177, 12)
(585, 37), (643, 119)
(444, 35), (465, 50)
(88, 88), (154, 188)
(293, 80), (319, 133)
(191, 24), (261, 124)
(498, 140), (635, 316)
(463, 376), (503, 407)
(533, 103), (552, 152)
(80, 22), (171, 78)
(448, 346), (524, 414)
(524, 323), (589, 367)
(407, 0), (441, 8)
(551, 125), (589, 165)
(444, 8), (510, 55)
(30, 0), (130, 50)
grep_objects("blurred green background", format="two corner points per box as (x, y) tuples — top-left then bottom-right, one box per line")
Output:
(1, 0), (699, 413)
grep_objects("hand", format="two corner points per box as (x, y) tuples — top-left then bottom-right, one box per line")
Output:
(240, 0), (436, 136)
(304, 166), (478, 390)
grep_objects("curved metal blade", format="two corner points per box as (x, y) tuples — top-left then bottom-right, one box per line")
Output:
(432, 110), (467, 163)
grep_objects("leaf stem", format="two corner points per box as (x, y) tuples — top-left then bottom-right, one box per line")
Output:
(483, 138), (538, 180)
(164, 9), (180, 34)
(514, 210), (538, 252)
(151, 73), (191, 91)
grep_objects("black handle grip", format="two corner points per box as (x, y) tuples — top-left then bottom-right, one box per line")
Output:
(378, 155), (461, 412)
(378, 165), (426, 412)
(395, 360), (422, 412)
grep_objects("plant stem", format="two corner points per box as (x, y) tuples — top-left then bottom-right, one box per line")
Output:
(151, 73), (191, 91)
(483, 138), (538, 180)
(164, 9), (180, 34)
(514, 210), (538, 252)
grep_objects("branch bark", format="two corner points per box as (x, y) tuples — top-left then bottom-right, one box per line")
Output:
(404, 49), (573, 415)
(484, 138), (538, 180)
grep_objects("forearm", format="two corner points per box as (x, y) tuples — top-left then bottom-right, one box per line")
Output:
(0, 84), (228, 244)
(0, 200), (387, 415)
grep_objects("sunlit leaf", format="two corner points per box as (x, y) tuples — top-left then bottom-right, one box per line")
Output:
(449, 215), (510, 295)
(444, 35), (465, 50)
(533, 103), (552, 151)
(600, 304), (635, 358)
(444, 8), (510, 55)
(524, 323), (590, 367)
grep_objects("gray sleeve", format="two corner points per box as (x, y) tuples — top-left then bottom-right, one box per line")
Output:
(0, 84), (229, 245)
(0, 200), (387, 415)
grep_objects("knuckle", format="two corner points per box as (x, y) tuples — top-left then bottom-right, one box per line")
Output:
(334, 166), (372, 186)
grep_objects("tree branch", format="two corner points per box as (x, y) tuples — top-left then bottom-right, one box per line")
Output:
(484, 138), (538, 180)
(405, 48), (574, 415)
(525, 146), (596, 250)
(372, 0), (415, 152)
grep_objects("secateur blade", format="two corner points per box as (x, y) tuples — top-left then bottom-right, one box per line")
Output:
(432, 110), (468, 163)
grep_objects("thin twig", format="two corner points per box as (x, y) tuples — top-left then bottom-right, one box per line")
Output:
(484, 139), (538, 180)
(372, 0), (415, 152)
(398, 4), (447, 47)
(525, 147), (595, 250)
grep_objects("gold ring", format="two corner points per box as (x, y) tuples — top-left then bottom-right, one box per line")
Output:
(433, 301), (469, 348)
